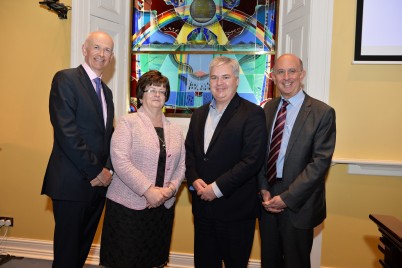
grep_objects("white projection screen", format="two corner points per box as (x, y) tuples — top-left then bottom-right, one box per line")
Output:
(354, 0), (402, 64)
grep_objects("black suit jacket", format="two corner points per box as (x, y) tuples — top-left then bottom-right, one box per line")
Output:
(185, 93), (268, 222)
(42, 65), (114, 201)
(258, 93), (336, 229)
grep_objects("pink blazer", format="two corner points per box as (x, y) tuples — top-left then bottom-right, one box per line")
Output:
(106, 108), (186, 210)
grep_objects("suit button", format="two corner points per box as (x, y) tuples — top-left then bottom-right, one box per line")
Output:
(203, 157), (208, 161)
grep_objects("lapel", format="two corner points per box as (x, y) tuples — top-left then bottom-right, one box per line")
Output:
(206, 93), (241, 154)
(285, 93), (312, 158)
(162, 115), (171, 150)
(103, 81), (114, 131)
(77, 65), (105, 129)
(264, 97), (282, 146)
(266, 97), (282, 144)
(137, 109), (171, 150)
(194, 104), (209, 154)
(138, 109), (159, 148)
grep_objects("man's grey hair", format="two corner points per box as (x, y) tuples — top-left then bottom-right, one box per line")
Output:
(209, 56), (240, 78)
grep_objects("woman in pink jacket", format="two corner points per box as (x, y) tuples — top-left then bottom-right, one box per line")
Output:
(100, 70), (186, 268)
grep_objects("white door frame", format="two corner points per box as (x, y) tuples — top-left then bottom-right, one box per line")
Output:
(70, 0), (131, 120)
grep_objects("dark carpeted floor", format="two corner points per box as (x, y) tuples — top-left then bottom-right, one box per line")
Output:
(0, 254), (100, 267)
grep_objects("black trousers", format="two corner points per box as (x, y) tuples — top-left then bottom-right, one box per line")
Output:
(259, 209), (313, 268)
(52, 189), (105, 268)
(194, 216), (255, 268)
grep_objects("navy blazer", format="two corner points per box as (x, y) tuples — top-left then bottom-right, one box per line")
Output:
(185, 93), (268, 222)
(258, 93), (336, 229)
(42, 65), (114, 201)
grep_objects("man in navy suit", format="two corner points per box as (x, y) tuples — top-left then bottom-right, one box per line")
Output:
(185, 56), (268, 268)
(42, 31), (115, 268)
(258, 54), (336, 268)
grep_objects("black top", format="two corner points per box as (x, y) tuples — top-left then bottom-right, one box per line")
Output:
(155, 127), (166, 187)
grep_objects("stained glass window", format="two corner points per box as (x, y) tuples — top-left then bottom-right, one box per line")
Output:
(131, 0), (276, 115)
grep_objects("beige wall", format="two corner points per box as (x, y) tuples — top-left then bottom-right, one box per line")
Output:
(0, 0), (72, 240)
(331, 2), (402, 161)
(323, 1), (402, 267)
(0, 1), (401, 267)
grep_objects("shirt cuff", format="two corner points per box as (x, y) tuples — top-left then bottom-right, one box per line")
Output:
(212, 182), (223, 198)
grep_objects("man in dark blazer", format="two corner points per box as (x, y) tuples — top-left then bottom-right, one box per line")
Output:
(42, 31), (115, 268)
(258, 54), (336, 268)
(185, 56), (268, 268)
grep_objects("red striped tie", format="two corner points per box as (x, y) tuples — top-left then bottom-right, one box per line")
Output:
(266, 100), (289, 185)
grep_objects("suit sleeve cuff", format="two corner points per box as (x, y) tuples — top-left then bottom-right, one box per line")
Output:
(212, 182), (223, 198)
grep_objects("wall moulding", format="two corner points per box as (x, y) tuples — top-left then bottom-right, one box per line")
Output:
(332, 158), (402, 177)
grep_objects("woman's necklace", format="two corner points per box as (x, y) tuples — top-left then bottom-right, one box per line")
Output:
(156, 132), (166, 150)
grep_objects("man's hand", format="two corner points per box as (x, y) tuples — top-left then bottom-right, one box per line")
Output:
(260, 189), (271, 203)
(262, 195), (286, 213)
(193, 178), (207, 192)
(193, 179), (216, 201)
(90, 178), (103, 187)
(198, 184), (217, 201)
(90, 168), (112, 187)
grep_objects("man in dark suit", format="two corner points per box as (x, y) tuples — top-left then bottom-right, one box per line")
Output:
(42, 31), (115, 268)
(258, 53), (336, 268)
(185, 56), (268, 268)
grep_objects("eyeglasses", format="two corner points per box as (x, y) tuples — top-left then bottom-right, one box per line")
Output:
(273, 68), (302, 77)
(144, 89), (167, 96)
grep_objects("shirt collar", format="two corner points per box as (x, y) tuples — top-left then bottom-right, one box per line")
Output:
(82, 62), (101, 81)
(209, 99), (217, 109)
(209, 99), (228, 114)
(282, 89), (305, 107)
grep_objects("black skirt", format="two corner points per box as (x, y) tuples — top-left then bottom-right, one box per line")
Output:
(100, 199), (175, 268)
